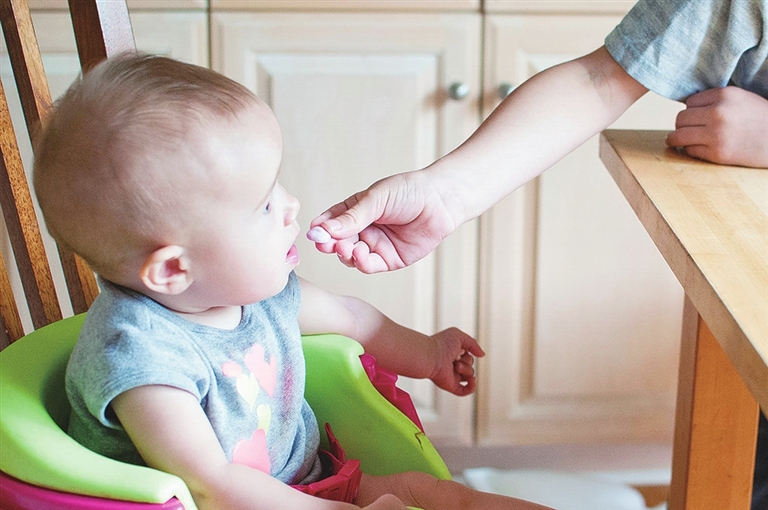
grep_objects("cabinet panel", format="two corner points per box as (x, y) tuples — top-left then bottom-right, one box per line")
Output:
(27, 1), (207, 9)
(484, 0), (635, 14)
(478, 14), (685, 445)
(0, 10), (209, 330)
(213, 0), (479, 10)
(212, 12), (482, 444)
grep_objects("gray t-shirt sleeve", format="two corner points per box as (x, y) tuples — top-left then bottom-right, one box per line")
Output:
(605, 0), (768, 101)
(69, 296), (209, 427)
(65, 282), (211, 463)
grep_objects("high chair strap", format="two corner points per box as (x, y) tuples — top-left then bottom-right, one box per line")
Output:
(291, 424), (362, 503)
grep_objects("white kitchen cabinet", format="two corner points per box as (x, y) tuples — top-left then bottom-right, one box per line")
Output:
(477, 13), (685, 447)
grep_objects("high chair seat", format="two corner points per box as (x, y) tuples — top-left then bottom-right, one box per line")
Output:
(303, 333), (449, 478)
(0, 315), (449, 510)
(0, 315), (194, 509)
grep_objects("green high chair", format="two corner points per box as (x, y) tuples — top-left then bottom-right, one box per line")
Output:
(0, 314), (450, 509)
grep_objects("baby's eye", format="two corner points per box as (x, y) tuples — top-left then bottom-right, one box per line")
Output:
(262, 202), (271, 215)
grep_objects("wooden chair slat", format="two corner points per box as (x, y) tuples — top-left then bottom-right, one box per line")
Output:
(0, 0), (52, 142)
(0, 0), (135, 323)
(0, 78), (61, 330)
(0, 0), (135, 347)
(62, 0), (135, 311)
(69, 0), (135, 72)
(0, 250), (24, 347)
(58, 246), (100, 315)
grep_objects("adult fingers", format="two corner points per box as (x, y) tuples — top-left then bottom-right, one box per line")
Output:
(673, 105), (710, 129)
(683, 144), (719, 164)
(317, 192), (387, 241)
(666, 125), (711, 148)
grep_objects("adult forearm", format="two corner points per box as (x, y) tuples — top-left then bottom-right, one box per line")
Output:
(433, 46), (646, 224)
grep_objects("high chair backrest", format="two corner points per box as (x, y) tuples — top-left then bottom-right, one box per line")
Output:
(0, 0), (134, 349)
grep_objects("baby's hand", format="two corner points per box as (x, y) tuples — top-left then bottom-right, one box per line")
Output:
(429, 327), (484, 396)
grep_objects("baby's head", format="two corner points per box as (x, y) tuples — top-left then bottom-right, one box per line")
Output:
(34, 53), (300, 307)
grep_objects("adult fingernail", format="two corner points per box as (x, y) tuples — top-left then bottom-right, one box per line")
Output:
(307, 226), (331, 243)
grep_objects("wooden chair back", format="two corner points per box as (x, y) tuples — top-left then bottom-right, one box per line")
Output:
(0, 0), (135, 349)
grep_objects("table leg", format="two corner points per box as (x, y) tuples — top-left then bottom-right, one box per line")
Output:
(669, 297), (759, 509)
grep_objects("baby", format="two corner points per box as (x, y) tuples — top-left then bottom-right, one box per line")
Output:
(33, 53), (550, 510)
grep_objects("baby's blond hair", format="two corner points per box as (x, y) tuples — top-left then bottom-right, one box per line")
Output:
(34, 52), (260, 279)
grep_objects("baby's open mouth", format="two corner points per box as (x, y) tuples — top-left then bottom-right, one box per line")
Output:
(286, 244), (299, 265)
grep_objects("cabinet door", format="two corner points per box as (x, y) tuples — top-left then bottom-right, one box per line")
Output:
(0, 10), (208, 326)
(478, 14), (685, 446)
(212, 12), (481, 445)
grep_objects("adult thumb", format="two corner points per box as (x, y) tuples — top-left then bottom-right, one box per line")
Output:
(319, 195), (383, 240)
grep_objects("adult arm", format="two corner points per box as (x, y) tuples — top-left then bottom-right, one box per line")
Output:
(308, 46), (647, 272)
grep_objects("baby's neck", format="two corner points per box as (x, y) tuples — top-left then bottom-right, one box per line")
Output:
(130, 282), (244, 330)
(170, 305), (243, 330)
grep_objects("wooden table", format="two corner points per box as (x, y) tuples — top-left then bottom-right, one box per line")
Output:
(599, 130), (768, 510)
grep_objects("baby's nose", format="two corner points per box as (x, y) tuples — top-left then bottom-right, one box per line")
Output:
(285, 194), (300, 222)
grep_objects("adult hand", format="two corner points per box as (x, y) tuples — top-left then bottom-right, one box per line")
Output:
(666, 86), (768, 168)
(307, 170), (463, 273)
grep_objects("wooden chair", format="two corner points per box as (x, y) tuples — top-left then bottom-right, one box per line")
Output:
(0, 4), (449, 509)
(0, 0), (134, 349)
(0, 3), (194, 507)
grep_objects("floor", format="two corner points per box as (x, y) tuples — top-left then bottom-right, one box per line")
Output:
(454, 468), (670, 510)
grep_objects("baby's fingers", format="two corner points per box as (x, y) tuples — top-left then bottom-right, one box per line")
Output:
(455, 357), (475, 375)
(463, 339), (485, 358)
(450, 360), (476, 394)
(454, 374), (476, 395)
(457, 350), (476, 366)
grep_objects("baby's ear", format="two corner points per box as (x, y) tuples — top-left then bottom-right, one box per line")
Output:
(140, 245), (193, 295)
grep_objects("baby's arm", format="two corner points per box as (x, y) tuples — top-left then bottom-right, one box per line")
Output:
(111, 385), (406, 510)
(297, 277), (483, 396)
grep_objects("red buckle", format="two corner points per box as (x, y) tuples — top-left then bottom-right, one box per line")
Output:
(291, 424), (362, 503)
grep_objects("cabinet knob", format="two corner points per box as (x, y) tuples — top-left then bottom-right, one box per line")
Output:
(448, 82), (469, 100)
(498, 82), (515, 99)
